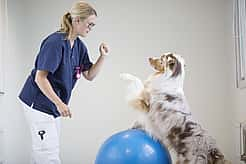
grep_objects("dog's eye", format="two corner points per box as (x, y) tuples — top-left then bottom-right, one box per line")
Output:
(168, 60), (176, 69)
(168, 60), (175, 65)
(169, 63), (174, 66)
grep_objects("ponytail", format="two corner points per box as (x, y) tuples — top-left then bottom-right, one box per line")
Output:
(59, 12), (73, 39)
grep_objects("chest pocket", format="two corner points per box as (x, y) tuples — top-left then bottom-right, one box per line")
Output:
(71, 47), (82, 80)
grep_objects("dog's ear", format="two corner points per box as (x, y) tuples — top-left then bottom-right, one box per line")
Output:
(169, 57), (182, 77)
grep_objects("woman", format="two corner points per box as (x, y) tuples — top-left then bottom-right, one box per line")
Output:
(18, 1), (109, 163)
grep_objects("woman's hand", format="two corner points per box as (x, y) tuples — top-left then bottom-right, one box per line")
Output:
(56, 102), (72, 118)
(99, 43), (109, 56)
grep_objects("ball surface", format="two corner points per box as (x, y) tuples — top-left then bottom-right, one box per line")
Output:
(95, 129), (172, 164)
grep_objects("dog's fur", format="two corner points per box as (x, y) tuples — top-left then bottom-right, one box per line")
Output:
(120, 53), (230, 164)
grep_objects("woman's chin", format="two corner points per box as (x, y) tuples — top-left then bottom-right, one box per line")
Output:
(79, 33), (88, 38)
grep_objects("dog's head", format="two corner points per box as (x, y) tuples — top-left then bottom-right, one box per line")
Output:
(149, 53), (185, 78)
(148, 53), (186, 92)
(149, 55), (166, 73)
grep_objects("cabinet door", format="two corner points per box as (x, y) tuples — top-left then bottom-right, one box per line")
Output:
(234, 0), (246, 89)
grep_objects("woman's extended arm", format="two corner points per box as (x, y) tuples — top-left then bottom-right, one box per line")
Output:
(35, 70), (72, 118)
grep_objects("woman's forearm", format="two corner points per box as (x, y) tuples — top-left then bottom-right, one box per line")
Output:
(83, 43), (109, 81)
(85, 55), (107, 81)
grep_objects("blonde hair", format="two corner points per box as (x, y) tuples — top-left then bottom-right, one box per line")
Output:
(59, 1), (97, 39)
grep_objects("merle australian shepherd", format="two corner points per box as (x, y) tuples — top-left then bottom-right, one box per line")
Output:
(120, 53), (230, 164)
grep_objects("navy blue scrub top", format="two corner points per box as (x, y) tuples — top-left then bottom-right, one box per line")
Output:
(19, 32), (93, 118)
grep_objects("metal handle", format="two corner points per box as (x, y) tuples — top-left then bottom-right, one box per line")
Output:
(0, 92), (4, 95)
(240, 123), (246, 162)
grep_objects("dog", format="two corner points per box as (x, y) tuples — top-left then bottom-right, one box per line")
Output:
(120, 53), (230, 164)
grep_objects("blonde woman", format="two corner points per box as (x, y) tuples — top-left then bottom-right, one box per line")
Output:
(19, 1), (109, 163)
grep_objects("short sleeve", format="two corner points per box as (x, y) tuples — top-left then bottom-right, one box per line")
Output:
(80, 44), (93, 72)
(36, 40), (62, 74)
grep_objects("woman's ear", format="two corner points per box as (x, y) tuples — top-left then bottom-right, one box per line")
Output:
(72, 16), (80, 25)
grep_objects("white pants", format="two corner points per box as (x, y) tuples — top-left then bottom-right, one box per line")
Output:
(21, 101), (61, 164)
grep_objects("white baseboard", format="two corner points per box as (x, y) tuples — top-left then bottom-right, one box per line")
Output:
(0, 130), (5, 164)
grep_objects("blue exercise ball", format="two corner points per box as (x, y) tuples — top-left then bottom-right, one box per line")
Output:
(95, 129), (172, 164)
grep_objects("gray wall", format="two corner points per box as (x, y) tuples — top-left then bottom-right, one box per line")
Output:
(0, 0), (239, 163)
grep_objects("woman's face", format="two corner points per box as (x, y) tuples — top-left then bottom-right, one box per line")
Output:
(73, 15), (96, 38)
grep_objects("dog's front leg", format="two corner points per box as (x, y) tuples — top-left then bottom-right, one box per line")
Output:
(132, 117), (161, 143)
(132, 120), (146, 130)
(120, 73), (152, 112)
(128, 90), (150, 112)
(120, 73), (144, 100)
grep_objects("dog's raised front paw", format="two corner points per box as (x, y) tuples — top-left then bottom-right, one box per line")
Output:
(132, 121), (145, 130)
(120, 73), (138, 81)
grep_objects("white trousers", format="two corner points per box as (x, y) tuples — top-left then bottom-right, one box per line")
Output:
(21, 101), (61, 164)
